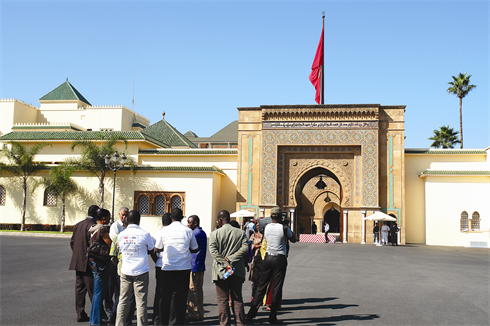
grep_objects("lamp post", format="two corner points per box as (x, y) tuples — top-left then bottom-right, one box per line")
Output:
(105, 151), (127, 223)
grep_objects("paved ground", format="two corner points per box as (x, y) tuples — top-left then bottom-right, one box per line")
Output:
(1, 233), (489, 325)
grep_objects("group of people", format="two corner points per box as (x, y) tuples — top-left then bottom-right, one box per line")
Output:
(373, 222), (399, 245)
(69, 204), (296, 326)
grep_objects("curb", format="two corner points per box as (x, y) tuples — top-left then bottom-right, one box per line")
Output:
(0, 232), (72, 238)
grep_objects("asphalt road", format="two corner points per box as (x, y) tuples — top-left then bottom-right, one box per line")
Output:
(1, 233), (489, 325)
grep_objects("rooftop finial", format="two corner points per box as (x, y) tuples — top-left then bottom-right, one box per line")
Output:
(162, 111), (165, 120)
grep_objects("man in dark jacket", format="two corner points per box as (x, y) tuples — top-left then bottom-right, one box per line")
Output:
(69, 205), (99, 322)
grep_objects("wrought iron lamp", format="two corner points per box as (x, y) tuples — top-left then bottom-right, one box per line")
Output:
(105, 151), (127, 223)
(315, 175), (327, 190)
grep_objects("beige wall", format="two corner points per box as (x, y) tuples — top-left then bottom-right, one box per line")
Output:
(0, 100), (38, 136)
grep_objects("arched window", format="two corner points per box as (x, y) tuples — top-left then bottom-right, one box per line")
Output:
(460, 211), (469, 231)
(0, 185), (5, 206)
(138, 195), (150, 215)
(155, 195), (166, 215)
(44, 189), (57, 206)
(171, 195), (182, 211)
(471, 212), (480, 231)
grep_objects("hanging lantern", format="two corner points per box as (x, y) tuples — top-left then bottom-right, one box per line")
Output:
(315, 175), (327, 190)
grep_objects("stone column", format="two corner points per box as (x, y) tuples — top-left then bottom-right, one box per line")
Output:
(361, 210), (366, 244)
(289, 209), (295, 233)
(343, 210), (348, 243)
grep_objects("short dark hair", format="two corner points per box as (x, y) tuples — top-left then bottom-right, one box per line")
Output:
(188, 215), (200, 226)
(218, 210), (230, 224)
(126, 210), (141, 225)
(88, 205), (99, 217)
(230, 220), (240, 228)
(95, 208), (110, 221)
(162, 213), (172, 226)
(171, 208), (183, 221)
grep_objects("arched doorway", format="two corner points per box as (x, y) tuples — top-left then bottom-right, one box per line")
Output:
(323, 205), (340, 234)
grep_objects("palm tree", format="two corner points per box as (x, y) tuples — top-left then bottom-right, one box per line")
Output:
(32, 164), (78, 232)
(69, 133), (135, 208)
(0, 141), (51, 231)
(447, 72), (477, 148)
(429, 125), (461, 149)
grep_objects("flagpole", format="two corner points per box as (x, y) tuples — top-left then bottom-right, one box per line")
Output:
(321, 12), (325, 105)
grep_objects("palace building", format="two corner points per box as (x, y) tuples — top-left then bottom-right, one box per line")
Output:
(1, 81), (488, 247)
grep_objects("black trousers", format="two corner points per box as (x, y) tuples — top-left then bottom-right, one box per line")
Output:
(250, 254), (288, 320)
(160, 270), (190, 326)
(75, 269), (94, 319)
(153, 267), (164, 323)
(325, 231), (329, 243)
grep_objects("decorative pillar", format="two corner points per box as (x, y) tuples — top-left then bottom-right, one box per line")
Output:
(361, 210), (366, 244)
(343, 210), (348, 243)
(289, 209), (295, 233)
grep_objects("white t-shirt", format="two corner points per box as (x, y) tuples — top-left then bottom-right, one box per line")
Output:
(110, 219), (125, 240)
(264, 223), (293, 256)
(117, 224), (154, 276)
(152, 237), (163, 268)
(381, 225), (390, 233)
(155, 221), (198, 271)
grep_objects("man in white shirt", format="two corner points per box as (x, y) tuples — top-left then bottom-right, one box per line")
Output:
(115, 210), (154, 326)
(110, 207), (128, 240)
(155, 208), (198, 326)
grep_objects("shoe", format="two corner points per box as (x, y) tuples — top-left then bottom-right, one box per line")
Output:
(245, 315), (255, 322)
(77, 315), (90, 322)
(268, 318), (284, 324)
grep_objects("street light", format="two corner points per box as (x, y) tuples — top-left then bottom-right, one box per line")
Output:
(105, 151), (127, 223)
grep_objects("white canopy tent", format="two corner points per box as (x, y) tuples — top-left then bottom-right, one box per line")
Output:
(363, 211), (397, 222)
(230, 209), (255, 228)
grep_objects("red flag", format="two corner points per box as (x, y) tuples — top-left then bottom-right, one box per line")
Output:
(309, 25), (324, 104)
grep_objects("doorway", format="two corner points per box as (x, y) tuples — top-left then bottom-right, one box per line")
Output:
(323, 207), (340, 233)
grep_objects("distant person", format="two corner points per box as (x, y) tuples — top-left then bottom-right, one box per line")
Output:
(69, 204), (99, 322)
(373, 222), (379, 244)
(246, 206), (296, 324)
(151, 213), (172, 325)
(312, 222), (317, 235)
(88, 208), (112, 326)
(155, 208), (198, 325)
(381, 222), (390, 245)
(186, 215), (207, 322)
(114, 210), (154, 326)
(390, 223), (399, 246)
(209, 210), (249, 326)
(324, 222), (330, 243)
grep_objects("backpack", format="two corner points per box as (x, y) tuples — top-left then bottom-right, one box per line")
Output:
(87, 228), (110, 262)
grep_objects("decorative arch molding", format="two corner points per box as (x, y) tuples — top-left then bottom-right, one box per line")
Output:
(289, 160), (351, 207)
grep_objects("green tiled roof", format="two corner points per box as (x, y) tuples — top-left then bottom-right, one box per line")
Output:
(139, 149), (237, 155)
(123, 166), (225, 174)
(39, 80), (91, 105)
(406, 148), (486, 154)
(141, 119), (197, 148)
(187, 121), (238, 143)
(419, 170), (490, 176)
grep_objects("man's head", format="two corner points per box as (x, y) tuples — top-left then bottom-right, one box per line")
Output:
(119, 207), (129, 223)
(171, 208), (183, 222)
(217, 210), (230, 227)
(126, 210), (141, 226)
(271, 206), (282, 222)
(88, 205), (99, 218)
(230, 220), (240, 228)
(187, 215), (200, 230)
(162, 213), (172, 226)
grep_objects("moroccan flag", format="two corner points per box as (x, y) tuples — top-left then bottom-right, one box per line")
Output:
(309, 25), (324, 104)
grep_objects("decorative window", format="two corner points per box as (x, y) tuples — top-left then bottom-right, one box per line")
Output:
(134, 191), (185, 216)
(138, 195), (150, 215)
(471, 212), (480, 231)
(0, 185), (6, 206)
(460, 211), (469, 231)
(44, 189), (57, 206)
(171, 195), (182, 211)
(155, 195), (166, 215)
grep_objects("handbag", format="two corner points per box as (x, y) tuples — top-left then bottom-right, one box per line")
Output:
(87, 228), (110, 262)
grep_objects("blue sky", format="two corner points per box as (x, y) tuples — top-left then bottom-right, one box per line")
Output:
(1, 0), (489, 148)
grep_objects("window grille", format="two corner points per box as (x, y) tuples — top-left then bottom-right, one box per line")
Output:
(44, 190), (57, 206)
(172, 196), (182, 211)
(0, 186), (5, 206)
(139, 195), (150, 215)
(471, 212), (480, 231)
(155, 195), (166, 215)
(460, 211), (469, 231)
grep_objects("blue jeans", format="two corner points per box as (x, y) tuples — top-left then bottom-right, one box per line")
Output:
(90, 261), (108, 325)
(373, 233), (379, 243)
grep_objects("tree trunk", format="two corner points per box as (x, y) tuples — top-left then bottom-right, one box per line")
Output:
(99, 179), (105, 208)
(21, 177), (27, 231)
(459, 97), (463, 149)
(61, 197), (65, 233)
